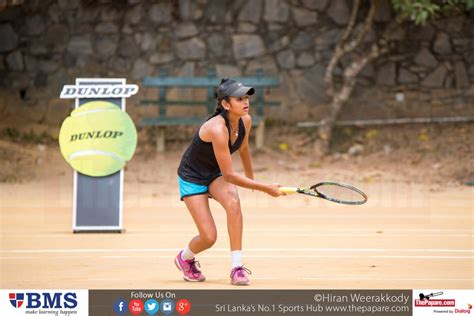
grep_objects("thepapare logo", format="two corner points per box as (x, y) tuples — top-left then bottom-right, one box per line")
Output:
(8, 292), (78, 309)
(9, 293), (24, 308)
(60, 84), (139, 99)
(70, 130), (123, 142)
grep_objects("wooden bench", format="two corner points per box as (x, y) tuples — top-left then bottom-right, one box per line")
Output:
(140, 69), (280, 152)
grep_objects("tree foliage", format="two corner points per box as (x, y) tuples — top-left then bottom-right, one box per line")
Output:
(392, 0), (474, 25)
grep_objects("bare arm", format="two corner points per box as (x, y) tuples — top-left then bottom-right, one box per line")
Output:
(238, 114), (254, 180)
(208, 121), (283, 197)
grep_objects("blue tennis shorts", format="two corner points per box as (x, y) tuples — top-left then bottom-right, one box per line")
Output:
(178, 176), (209, 200)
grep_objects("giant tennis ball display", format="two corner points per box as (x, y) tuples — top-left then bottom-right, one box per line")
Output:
(59, 101), (137, 177)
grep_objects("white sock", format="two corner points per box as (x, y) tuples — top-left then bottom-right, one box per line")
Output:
(181, 245), (195, 261)
(231, 250), (243, 268)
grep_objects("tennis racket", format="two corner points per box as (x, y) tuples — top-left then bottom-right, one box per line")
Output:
(280, 182), (368, 205)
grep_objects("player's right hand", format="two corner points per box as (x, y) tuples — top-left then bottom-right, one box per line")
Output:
(264, 183), (286, 197)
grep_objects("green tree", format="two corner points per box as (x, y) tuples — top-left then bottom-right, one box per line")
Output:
(315, 0), (474, 156)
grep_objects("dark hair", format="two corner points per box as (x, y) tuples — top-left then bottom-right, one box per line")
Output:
(208, 78), (230, 121)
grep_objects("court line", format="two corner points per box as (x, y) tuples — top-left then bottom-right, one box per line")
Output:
(2, 232), (473, 238)
(1, 255), (472, 260)
(2, 248), (473, 253)
(301, 277), (474, 281)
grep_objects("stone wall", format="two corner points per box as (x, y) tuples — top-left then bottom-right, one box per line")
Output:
(0, 0), (473, 135)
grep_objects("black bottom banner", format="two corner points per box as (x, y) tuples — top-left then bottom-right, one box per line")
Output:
(90, 289), (412, 316)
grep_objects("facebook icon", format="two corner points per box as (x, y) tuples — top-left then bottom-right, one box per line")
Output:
(114, 299), (128, 314)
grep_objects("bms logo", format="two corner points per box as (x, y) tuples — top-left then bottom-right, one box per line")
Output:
(8, 292), (78, 309)
(9, 293), (24, 308)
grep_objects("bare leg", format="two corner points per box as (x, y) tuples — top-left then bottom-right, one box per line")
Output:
(183, 194), (217, 253)
(209, 177), (243, 251)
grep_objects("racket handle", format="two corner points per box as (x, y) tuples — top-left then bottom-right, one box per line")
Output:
(279, 187), (298, 194)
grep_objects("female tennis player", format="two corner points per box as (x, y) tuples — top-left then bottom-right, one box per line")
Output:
(174, 78), (285, 286)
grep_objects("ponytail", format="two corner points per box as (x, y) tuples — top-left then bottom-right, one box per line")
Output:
(207, 82), (230, 120)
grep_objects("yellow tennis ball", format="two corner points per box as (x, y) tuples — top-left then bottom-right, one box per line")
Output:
(59, 100), (137, 177)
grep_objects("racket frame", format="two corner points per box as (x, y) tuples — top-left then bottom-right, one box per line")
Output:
(296, 182), (368, 205)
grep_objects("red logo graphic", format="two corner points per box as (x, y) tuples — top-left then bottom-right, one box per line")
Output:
(176, 299), (191, 315)
(129, 299), (144, 315)
(455, 304), (473, 314)
(415, 299), (456, 307)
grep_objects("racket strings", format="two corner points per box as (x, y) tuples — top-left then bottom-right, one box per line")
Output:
(314, 184), (366, 203)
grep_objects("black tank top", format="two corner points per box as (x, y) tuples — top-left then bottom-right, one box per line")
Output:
(177, 113), (246, 185)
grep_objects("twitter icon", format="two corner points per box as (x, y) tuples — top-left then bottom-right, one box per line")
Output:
(144, 299), (159, 315)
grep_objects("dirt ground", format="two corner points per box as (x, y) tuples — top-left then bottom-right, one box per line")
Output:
(0, 123), (472, 289)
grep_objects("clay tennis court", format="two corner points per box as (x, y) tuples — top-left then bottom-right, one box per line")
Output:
(1, 149), (472, 290)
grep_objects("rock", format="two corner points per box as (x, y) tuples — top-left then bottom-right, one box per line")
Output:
(131, 59), (152, 80)
(398, 68), (418, 84)
(409, 23), (435, 42)
(38, 59), (59, 74)
(205, 0), (228, 23)
(216, 64), (241, 77)
(108, 57), (130, 71)
(328, 0), (350, 25)
(267, 23), (283, 31)
(94, 35), (118, 58)
(140, 33), (158, 51)
(95, 22), (118, 34)
(268, 35), (289, 52)
(43, 25), (69, 46)
(292, 7), (317, 27)
(58, 0), (79, 10)
(386, 27), (406, 41)
(433, 32), (452, 55)
(374, 0), (392, 22)
(291, 31), (313, 51)
(67, 35), (93, 55)
(207, 33), (226, 57)
(348, 144), (364, 156)
(100, 6), (123, 22)
(276, 50), (295, 69)
(232, 34), (265, 59)
(176, 37), (206, 60)
(454, 61), (470, 89)
(176, 22), (198, 38)
(149, 52), (174, 65)
(24, 15), (46, 36)
(452, 38), (470, 53)
(353, 62), (371, 79)
(6, 50), (23, 71)
(179, 0), (197, 21)
(421, 64), (448, 88)
(0, 55), (5, 71)
(263, 0), (289, 22)
(297, 52), (315, 67)
(177, 62), (195, 77)
(299, 64), (327, 102)
(246, 56), (278, 75)
(118, 36), (139, 58)
(301, 0), (328, 11)
(469, 64), (474, 76)
(0, 23), (18, 52)
(125, 4), (142, 24)
(238, 23), (257, 33)
(444, 16), (464, 33)
(315, 28), (342, 50)
(414, 47), (438, 68)
(238, 0), (262, 23)
(149, 3), (172, 24)
(376, 62), (396, 86)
